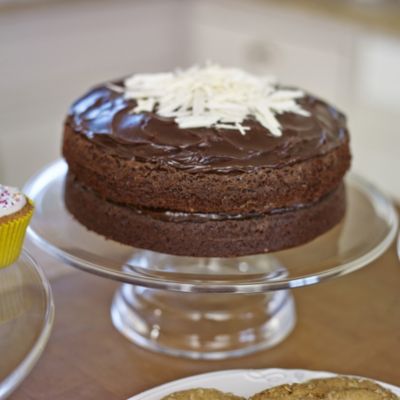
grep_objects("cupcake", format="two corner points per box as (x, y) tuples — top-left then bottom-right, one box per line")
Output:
(0, 185), (34, 268)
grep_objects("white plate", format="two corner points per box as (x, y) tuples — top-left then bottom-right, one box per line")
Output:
(128, 369), (400, 400)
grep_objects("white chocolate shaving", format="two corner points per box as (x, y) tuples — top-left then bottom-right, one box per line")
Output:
(124, 64), (310, 136)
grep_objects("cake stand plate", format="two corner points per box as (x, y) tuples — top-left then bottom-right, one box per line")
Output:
(0, 251), (54, 399)
(24, 160), (398, 359)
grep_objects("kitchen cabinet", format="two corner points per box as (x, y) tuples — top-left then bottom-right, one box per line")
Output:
(190, 0), (355, 107)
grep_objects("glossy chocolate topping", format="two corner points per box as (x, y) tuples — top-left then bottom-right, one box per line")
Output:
(67, 83), (348, 173)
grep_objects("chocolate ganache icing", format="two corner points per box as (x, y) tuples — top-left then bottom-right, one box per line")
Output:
(67, 83), (348, 173)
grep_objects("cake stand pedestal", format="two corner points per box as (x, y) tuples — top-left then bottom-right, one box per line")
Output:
(24, 160), (398, 359)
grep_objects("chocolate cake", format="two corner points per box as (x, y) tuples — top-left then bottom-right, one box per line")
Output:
(63, 65), (351, 257)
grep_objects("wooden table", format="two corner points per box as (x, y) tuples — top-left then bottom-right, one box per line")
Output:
(10, 238), (400, 399)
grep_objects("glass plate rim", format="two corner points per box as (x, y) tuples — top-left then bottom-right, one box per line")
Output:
(0, 250), (55, 399)
(24, 159), (398, 293)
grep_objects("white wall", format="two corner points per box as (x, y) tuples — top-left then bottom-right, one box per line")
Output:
(0, 0), (190, 185)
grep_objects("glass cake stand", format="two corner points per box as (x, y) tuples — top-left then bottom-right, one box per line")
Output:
(0, 251), (54, 399)
(24, 160), (398, 360)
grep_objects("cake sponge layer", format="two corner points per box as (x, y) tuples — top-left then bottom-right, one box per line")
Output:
(65, 173), (346, 257)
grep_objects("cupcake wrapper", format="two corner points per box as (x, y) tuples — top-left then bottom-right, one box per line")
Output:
(0, 201), (34, 268)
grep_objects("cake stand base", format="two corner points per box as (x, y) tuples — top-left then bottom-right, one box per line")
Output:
(111, 250), (295, 359)
(111, 285), (295, 360)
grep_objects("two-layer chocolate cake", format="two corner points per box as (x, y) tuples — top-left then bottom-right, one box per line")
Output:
(63, 65), (351, 257)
